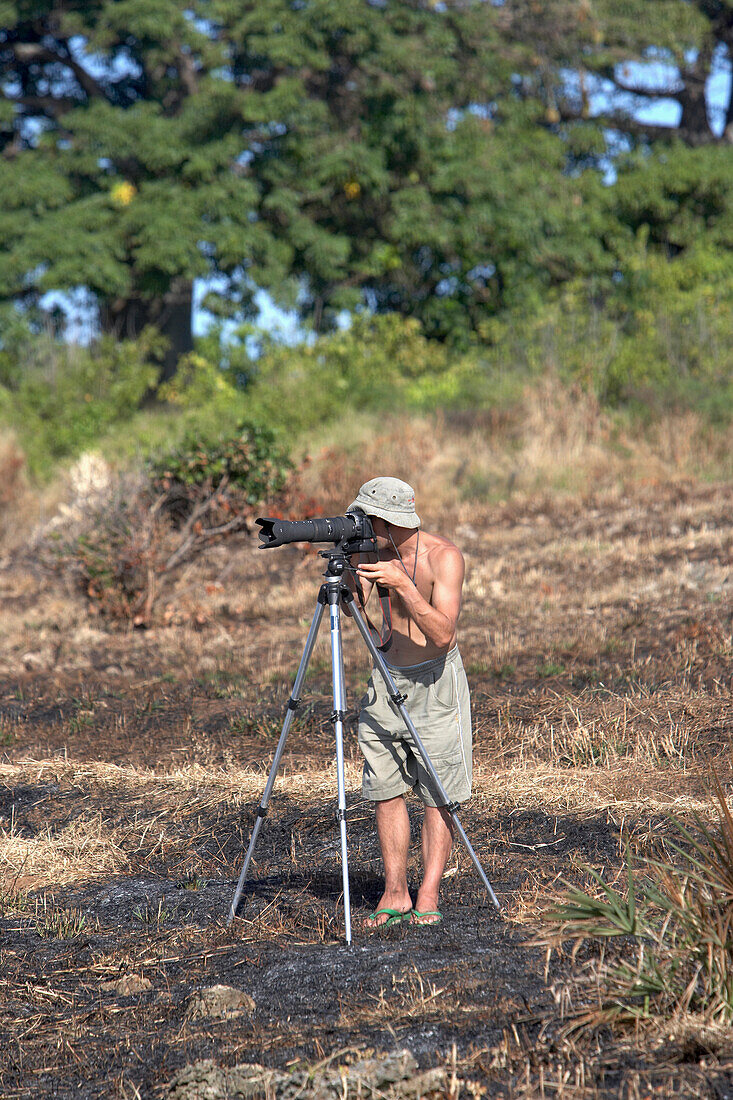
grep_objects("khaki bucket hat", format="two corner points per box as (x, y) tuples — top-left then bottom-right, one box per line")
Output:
(347, 477), (420, 529)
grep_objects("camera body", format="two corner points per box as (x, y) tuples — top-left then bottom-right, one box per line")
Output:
(256, 509), (377, 556)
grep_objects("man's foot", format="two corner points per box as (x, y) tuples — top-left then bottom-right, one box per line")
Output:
(363, 890), (412, 929)
(363, 907), (413, 930)
(411, 909), (442, 926)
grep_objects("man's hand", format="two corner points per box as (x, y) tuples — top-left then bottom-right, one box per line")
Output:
(356, 560), (410, 593)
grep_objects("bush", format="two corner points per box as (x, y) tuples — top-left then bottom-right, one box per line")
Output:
(241, 313), (496, 432)
(0, 321), (162, 478)
(53, 423), (294, 625)
(486, 243), (733, 418)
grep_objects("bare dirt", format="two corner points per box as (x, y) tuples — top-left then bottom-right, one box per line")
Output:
(0, 479), (731, 1099)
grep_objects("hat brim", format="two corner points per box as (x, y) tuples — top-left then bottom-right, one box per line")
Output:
(347, 500), (421, 529)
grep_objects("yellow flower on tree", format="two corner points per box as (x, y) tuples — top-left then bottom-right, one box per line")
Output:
(111, 181), (137, 207)
(343, 180), (361, 199)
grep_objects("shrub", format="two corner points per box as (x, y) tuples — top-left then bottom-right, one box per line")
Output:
(150, 422), (291, 507)
(0, 322), (162, 478)
(241, 313), (487, 432)
(147, 422), (293, 571)
(540, 776), (733, 1026)
(488, 243), (733, 418)
(53, 423), (294, 625)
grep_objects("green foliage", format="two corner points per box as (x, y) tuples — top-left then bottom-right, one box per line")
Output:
(241, 313), (506, 432)
(55, 422), (293, 623)
(0, 320), (162, 478)
(0, 0), (520, 343)
(149, 421), (292, 504)
(542, 780), (733, 1024)
(1, 0), (732, 354)
(483, 243), (733, 417)
(612, 144), (733, 256)
(505, 0), (730, 151)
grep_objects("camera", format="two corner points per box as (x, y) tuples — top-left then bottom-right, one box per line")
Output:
(256, 509), (377, 555)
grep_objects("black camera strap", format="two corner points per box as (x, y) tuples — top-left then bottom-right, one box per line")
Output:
(353, 530), (419, 653)
(352, 571), (393, 652)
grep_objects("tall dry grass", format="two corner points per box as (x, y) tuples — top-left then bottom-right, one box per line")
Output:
(2, 379), (730, 562)
(294, 382), (732, 521)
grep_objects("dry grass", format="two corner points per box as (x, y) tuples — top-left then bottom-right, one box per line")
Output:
(294, 386), (732, 517)
(0, 811), (130, 888)
(0, 409), (730, 1098)
(2, 757), (729, 899)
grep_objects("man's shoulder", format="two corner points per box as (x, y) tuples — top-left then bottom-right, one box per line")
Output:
(421, 531), (464, 570)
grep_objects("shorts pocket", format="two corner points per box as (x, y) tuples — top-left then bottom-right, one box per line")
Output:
(430, 666), (457, 711)
(417, 743), (469, 805)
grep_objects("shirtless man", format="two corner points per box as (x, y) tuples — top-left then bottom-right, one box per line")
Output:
(347, 477), (472, 929)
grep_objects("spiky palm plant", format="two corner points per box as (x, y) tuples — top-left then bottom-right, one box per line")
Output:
(541, 774), (733, 1025)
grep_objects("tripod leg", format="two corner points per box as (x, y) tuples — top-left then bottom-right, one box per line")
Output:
(327, 590), (353, 945)
(227, 599), (326, 924)
(344, 595), (501, 914)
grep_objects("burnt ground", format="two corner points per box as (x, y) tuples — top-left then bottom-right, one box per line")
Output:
(0, 479), (731, 1098)
(0, 791), (621, 1098)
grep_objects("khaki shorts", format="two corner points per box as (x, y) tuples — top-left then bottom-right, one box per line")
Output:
(358, 646), (472, 808)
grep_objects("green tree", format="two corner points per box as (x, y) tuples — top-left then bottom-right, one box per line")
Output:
(0, 0), (615, 358)
(0, 0), (263, 378)
(4, 0), (729, 360)
(500, 0), (733, 149)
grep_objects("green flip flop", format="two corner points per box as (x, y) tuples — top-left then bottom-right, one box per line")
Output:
(410, 909), (443, 926)
(364, 907), (413, 929)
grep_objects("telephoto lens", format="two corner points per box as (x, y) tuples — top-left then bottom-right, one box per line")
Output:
(256, 511), (373, 549)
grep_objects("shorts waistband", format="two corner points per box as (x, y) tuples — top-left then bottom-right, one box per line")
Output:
(383, 645), (460, 677)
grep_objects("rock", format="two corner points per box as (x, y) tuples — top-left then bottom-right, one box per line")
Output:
(167, 1049), (446, 1100)
(101, 974), (152, 996)
(186, 985), (256, 1020)
(168, 1060), (275, 1100)
(72, 626), (109, 646)
(22, 652), (46, 671)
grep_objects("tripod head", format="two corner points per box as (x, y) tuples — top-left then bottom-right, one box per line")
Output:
(319, 541), (361, 580)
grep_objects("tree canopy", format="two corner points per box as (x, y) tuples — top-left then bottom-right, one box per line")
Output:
(0, 0), (731, 361)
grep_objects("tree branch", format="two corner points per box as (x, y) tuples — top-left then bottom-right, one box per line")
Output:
(613, 76), (684, 99)
(11, 41), (108, 101)
(177, 48), (199, 98)
(556, 103), (680, 142)
(14, 94), (78, 118)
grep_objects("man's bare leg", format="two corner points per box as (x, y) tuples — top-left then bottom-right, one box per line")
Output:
(364, 795), (413, 927)
(414, 805), (454, 924)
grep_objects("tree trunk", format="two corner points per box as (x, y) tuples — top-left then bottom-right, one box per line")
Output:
(100, 277), (194, 384)
(678, 49), (715, 146)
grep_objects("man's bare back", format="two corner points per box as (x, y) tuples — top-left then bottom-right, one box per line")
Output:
(355, 519), (465, 666)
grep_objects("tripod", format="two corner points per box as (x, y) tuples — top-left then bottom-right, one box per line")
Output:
(227, 546), (501, 944)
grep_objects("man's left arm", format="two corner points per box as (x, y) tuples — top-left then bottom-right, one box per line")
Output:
(356, 546), (464, 649)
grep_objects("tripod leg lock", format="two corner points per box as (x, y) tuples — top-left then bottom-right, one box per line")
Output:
(286, 697), (300, 711)
(390, 692), (407, 707)
(330, 709), (348, 724)
(256, 805), (269, 819)
(335, 808), (347, 824)
(444, 801), (461, 815)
